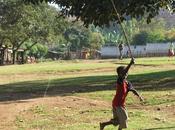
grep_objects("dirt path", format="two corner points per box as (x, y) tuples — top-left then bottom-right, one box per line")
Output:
(0, 96), (110, 130)
(0, 99), (42, 130)
(0, 84), (174, 129)
(0, 95), (175, 130)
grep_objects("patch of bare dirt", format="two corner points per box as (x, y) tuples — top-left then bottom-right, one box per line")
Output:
(0, 95), (175, 130)
(0, 96), (110, 130)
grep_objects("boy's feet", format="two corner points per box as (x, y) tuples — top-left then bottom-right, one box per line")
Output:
(100, 123), (105, 130)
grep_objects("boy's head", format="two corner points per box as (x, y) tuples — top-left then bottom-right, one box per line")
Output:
(116, 66), (128, 79)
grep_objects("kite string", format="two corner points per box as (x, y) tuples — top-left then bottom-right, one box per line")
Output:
(44, 76), (52, 97)
(110, 0), (133, 58)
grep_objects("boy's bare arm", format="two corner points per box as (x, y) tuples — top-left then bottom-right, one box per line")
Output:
(124, 58), (135, 74)
(130, 88), (144, 101)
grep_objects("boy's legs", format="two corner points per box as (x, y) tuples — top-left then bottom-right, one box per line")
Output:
(116, 107), (128, 129)
(100, 108), (119, 130)
(100, 118), (118, 130)
(100, 120), (113, 130)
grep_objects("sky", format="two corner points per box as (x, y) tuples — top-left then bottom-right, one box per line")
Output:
(48, 3), (59, 9)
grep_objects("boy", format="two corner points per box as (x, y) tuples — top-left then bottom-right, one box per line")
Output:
(100, 58), (143, 130)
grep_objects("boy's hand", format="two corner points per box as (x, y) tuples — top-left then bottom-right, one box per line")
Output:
(130, 58), (135, 65)
(139, 96), (144, 102)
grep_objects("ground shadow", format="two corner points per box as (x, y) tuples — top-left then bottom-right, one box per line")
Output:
(0, 70), (175, 102)
(143, 126), (175, 130)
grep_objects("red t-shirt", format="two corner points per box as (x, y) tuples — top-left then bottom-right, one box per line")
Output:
(112, 80), (131, 108)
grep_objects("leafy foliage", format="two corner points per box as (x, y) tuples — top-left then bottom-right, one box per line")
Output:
(131, 18), (175, 44)
(64, 24), (91, 51)
(24, 0), (175, 27)
(25, 41), (48, 58)
(90, 32), (104, 50)
(1, 0), (175, 62)
(165, 29), (175, 41)
(0, 0), (72, 62)
(132, 31), (148, 45)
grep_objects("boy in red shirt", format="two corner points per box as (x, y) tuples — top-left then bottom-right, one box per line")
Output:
(100, 58), (144, 130)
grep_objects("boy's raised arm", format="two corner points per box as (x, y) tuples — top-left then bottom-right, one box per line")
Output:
(124, 58), (135, 74)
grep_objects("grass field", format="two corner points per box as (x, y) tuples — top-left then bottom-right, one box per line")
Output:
(0, 57), (175, 130)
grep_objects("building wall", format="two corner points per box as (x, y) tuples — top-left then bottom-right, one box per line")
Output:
(146, 43), (170, 53)
(101, 46), (118, 58)
(101, 43), (174, 58)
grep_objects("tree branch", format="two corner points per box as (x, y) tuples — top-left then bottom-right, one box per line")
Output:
(15, 37), (28, 51)
(24, 41), (38, 52)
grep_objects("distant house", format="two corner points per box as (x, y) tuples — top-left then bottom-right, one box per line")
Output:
(0, 46), (24, 65)
(90, 49), (101, 59)
(81, 48), (101, 59)
(46, 50), (63, 60)
(81, 50), (89, 59)
(60, 49), (101, 59)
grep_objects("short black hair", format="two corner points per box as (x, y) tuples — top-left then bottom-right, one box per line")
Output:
(116, 66), (125, 75)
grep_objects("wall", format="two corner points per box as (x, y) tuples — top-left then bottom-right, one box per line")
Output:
(101, 43), (174, 58)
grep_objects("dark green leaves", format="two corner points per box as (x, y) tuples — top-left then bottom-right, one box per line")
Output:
(23, 0), (175, 26)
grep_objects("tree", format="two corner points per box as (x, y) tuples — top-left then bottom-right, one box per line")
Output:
(0, 0), (68, 63)
(132, 29), (167, 45)
(90, 32), (104, 50)
(25, 42), (48, 58)
(165, 29), (175, 42)
(90, 19), (140, 46)
(24, 0), (175, 27)
(63, 23), (91, 59)
(147, 30), (166, 43)
(132, 31), (149, 45)
(0, 0), (27, 64)
(137, 18), (166, 32)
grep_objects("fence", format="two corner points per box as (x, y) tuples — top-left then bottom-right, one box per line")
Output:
(101, 43), (174, 58)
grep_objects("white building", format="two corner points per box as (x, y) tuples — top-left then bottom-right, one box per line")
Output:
(101, 43), (174, 58)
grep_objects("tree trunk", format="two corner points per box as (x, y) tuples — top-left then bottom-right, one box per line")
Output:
(12, 50), (16, 64)
(67, 47), (71, 59)
(0, 39), (4, 65)
(21, 51), (24, 64)
(65, 44), (71, 60)
(0, 49), (4, 65)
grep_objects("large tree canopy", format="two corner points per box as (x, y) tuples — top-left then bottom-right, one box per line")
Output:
(24, 0), (175, 26)
(0, 0), (71, 63)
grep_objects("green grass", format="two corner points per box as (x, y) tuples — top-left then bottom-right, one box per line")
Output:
(0, 60), (116, 75)
(0, 57), (174, 75)
(75, 90), (175, 106)
(0, 57), (175, 130)
(15, 101), (175, 130)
